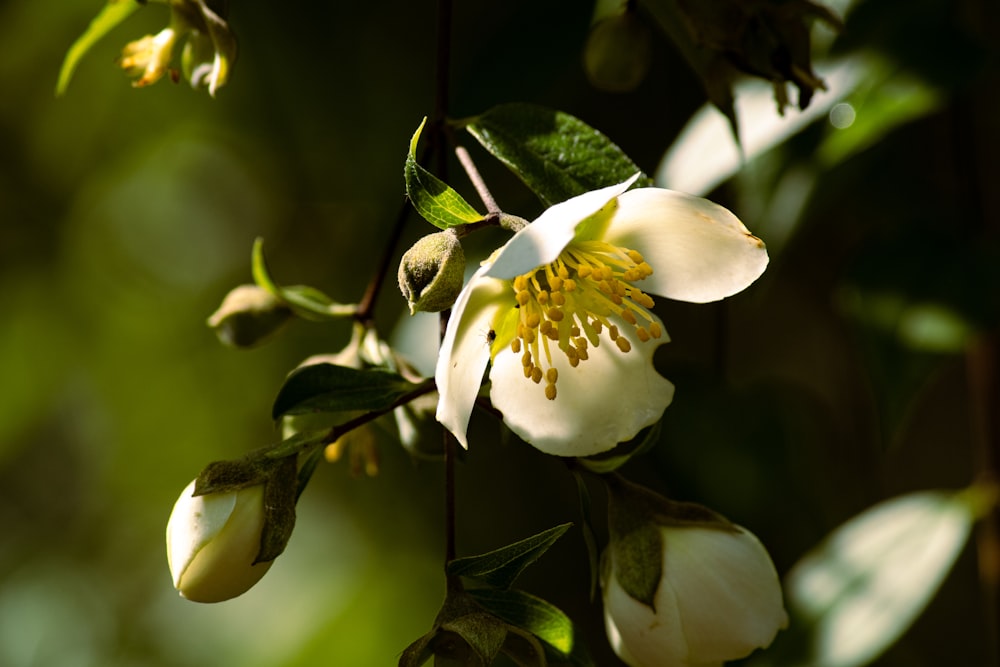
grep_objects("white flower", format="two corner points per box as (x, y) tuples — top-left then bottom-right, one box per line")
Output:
(435, 175), (768, 456)
(166, 480), (273, 602)
(603, 524), (788, 667)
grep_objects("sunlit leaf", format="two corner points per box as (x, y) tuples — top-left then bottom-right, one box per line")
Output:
(447, 523), (572, 590)
(272, 363), (419, 420)
(251, 237), (356, 320)
(467, 588), (584, 661)
(56, 0), (141, 96)
(785, 489), (980, 667)
(404, 118), (483, 230)
(461, 103), (650, 207)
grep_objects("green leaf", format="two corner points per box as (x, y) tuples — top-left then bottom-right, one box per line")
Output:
(405, 118), (484, 229)
(272, 363), (419, 420)
(447, 523), (572, 590)
(785, 489), (978, 667)
(467, 588), (590, 664)
(461, 103), (650, 207)
(57, 0), (141, 96)
(251, 238), (356, 320)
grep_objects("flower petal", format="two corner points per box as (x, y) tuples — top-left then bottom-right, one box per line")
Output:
(488, 315), (674, 456)
(485, 175), (640, 280)
(434, 268), (507, 448)
(604, 189), (768, 303)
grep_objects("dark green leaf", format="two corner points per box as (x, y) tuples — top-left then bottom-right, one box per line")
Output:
(251, 238), (356, 320)
(272, 363), (418, 420)
(447, 523), (572, 590)
(467, 588), (592, 665)
(576, 419), (661, 475)
(56, 0), (141, 96)
(405, 118), (484, 229)
(461, 103), (650, 207)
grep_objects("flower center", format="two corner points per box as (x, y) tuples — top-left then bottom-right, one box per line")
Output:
(491, 240), (663, 400)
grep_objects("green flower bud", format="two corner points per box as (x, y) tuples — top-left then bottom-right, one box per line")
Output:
(166, 480), (273, 603)
(602, 476), (787, 667)
(398, 231), (466, 314)
(207, 284), (293, 348)
(583, 12), (652, 93)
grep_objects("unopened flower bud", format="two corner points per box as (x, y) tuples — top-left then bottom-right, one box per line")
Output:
(398, 231), (466, 314)
(583, 12), (652, 93)
(166, 480), (273, 603)
(602, 476), (787, 666)
(207, 284), (293, 348)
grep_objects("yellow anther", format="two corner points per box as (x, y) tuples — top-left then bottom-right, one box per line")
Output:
(514, 275), (528, 291)
(526, 312), (541, 328)
(511, 338), (522, 353)
(549, 276), (563, 292)
(577, 265), (592, 278)
(591, 319), (603, 334)
(570, 325), (581, 337)
(621, 309), (637, 326)
(546, 328), (560, 341)
(516, 290), (530, 306)
(558, 266), (570, 279)
(636, 327), (650, 342)
(523, 328), (536, 344)
(537, 290), (549, 304)
(638, 262), (653, 276)
(609, 325), (619, 340)
(562, 279), (577, 292)
(616, 336), (632, 353)
(616, 281), (627, 297)
(610, 293), (623, 306)
(547, 308), (565, 322)
(574, 336), (588, 350)
(598, 280), (612, 294)
(544, 384), (557, 400)
(523, 364), (533, 378)
(551, 292), (566, 306)
(546, 368), (558, 383)
(627, 249), (644, 264)
(540, 320), (553, 336)
(576, 347), (589, 361)
(649, 322), (663, 339)
(522, 351), (532, 366)
(531, 367), (543, 383)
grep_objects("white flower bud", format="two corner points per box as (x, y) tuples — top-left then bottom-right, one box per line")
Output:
(603, 523), (788, 667)
(166, 480), (273, 603)
(207, 284), (293, 348)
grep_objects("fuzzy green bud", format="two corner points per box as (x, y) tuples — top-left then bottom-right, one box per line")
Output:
(583, 11), (652, 93)
(207, 284), (293, 348)
(398, 231), (466, 314)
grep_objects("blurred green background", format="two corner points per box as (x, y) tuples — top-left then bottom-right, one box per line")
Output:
(1, 0), (998, 665)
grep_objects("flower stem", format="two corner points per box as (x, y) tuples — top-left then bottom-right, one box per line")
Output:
(356, 198), (411, 324)
(454, 144), (499, 215)
(435, 0), (460, 574)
